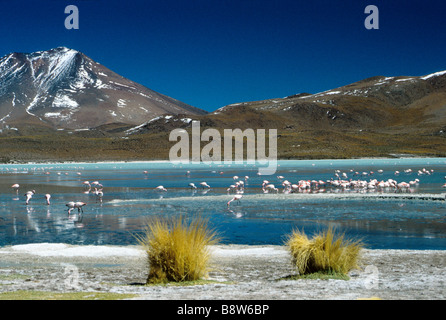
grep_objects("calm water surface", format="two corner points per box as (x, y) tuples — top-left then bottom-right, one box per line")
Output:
(0, 159), (445, 249)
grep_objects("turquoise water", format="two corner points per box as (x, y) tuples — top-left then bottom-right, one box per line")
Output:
(0, 158), (445, 249)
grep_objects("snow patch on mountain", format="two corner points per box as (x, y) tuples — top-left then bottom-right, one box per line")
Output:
(52, 93), (79, 109)
(421, 70), (446, 80)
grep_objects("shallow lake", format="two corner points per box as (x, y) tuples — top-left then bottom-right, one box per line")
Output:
(0, 158), (445, 249)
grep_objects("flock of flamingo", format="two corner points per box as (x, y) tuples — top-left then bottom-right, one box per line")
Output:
(152, 167), (446, 208)
(9, 177), (103, 216)
(8, 166), (446, 213)
(224, 167), (446, 207)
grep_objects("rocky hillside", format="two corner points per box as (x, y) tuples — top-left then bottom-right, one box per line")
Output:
(212, 71), (446, 134)
(120, 70), (446, 160)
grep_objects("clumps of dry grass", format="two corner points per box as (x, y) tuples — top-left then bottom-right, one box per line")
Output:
(136, 215), (220, 284)
(286, 227), (363, 276)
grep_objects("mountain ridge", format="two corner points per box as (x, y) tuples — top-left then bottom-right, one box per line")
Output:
(126, 69), (446, 136)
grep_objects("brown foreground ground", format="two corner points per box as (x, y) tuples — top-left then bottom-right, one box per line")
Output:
(0, 244), (444, 300)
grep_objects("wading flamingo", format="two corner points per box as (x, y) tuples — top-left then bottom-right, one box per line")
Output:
(200, 182), (210, 189)
(45, 194), (51, 205)
(93, 189), (103, 203)
(83, 181), (91, 190)
(155, 186), (167, 192)
(227, 194), (243, 208)
(24, 190), (35, 205)
(66, 201), (86, 214)
(263, 184), (278, 193)
(66, 201), (75, 214)
(11, 184), (19, 194)
(75, 202), (86, 213)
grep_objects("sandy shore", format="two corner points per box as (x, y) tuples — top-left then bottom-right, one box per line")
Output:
(0, 243), (444, 300)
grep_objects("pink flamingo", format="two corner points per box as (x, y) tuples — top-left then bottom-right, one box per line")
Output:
(45, 194), (51, 205)
(227, 194), (243, 208)
(66, 201), (86, 214)
(155, 185), (167, 192)
(83, 181), (91, 190)
(24, 190), (35, 205)
(66, 201), (75, 214)
(11, 184), (20, 194)
(200, 182), (210, 189)
(93, 189), (103, 203)
(263, 184), (278, 193)
(75, 202), (86, 213)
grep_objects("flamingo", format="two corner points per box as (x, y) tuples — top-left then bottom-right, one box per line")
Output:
(66, 201), (75, 214)
(11, 184), (19, 194)
(263, 184), (278, 193)
(397, 182), (410, 192)
(227, 184), (236, 193)
(200, 182), (210, 189)
(91, 181), (100, 187)
(155, 185), (167, 192)
(93, 189), (103, 203)
(74, 202), (86, 213)
(45, 194), (51, 205)
(227, 194), (243, 207)
(188, 183), (197, 189)
(24, 190), (35, 205)
(236, 181), (244, 193)
(66, 201), (86, 214)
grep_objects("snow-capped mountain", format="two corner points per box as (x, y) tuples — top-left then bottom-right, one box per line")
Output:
(0, 47), (206, 130)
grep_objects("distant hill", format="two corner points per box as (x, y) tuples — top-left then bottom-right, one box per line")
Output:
(211, 71), (446, 134)
(123, 70), (446, 160)
(128, 70), (446, 134)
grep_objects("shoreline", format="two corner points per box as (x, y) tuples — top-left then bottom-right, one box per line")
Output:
(1, 156), (445, 166)
(0, 243), (445, 300)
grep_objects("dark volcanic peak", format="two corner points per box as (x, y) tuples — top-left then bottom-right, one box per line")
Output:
(0, 47), (206, 130)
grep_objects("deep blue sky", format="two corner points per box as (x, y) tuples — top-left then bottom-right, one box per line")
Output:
(1, 0), (445, 112)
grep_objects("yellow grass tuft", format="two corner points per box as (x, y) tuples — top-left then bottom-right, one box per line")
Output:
(136, 215), (220, 284)
(286, 227), (363, 275)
